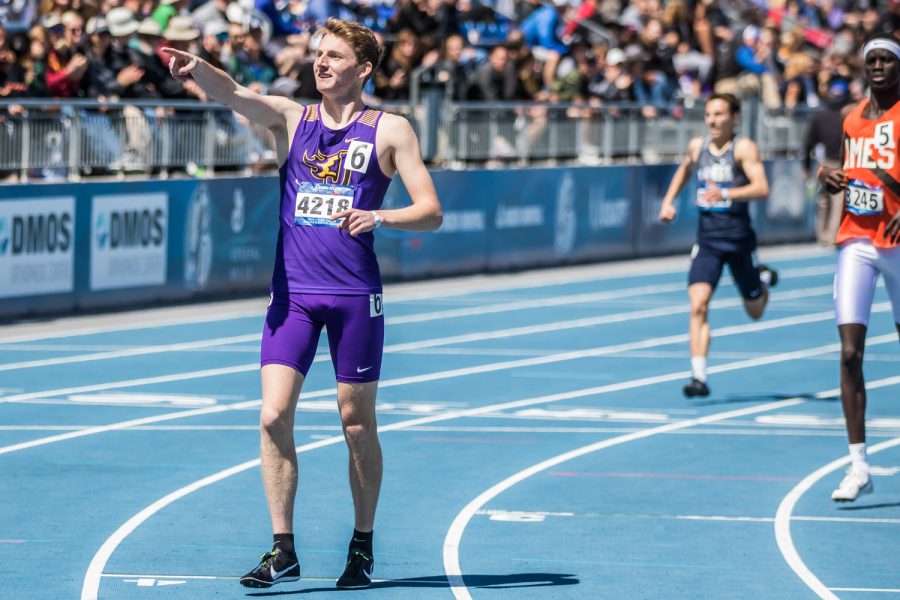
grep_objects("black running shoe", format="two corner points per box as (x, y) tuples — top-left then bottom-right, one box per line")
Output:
(759, 264), (779, 288)
(683, 378), (710, 398)
(239, 547), (300, 588)
(336, 550), (374, 589)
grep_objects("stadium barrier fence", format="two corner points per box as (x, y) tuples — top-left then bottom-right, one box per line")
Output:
(0, 97), (810, 178)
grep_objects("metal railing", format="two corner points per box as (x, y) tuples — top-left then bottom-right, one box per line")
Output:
(0, 95), (811, 181)
(0, 99), (281, 180)
(441, 100), (810, 166)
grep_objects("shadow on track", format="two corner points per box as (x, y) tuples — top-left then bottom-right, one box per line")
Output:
(245, 572), (580, 595)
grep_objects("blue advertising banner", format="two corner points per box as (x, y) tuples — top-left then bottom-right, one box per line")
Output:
(0, 160), (814, 319)
(633, 164), (700, 257)
(0, 177), (280, 318)
(175, 178), (278, 295)
(756, 160), (817, 245)
(377, 170), (489, 279)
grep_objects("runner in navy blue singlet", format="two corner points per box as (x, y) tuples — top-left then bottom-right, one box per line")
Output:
(658, 93), (778, 398)
(163, 19), (443, 590)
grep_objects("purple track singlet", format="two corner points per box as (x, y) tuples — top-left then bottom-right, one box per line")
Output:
(272, 104), (392, 295)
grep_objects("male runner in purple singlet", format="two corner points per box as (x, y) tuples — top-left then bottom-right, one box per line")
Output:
(163, 18), (442, 590)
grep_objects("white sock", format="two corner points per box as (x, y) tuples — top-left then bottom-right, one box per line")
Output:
(849, 443), (869, 475)
(691, 356), (707, 382)
(759, 269), (772, 286)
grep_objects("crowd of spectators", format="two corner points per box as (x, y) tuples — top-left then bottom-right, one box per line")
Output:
(0, 0), (898, 111)
(0, 0), (900, 112)
(0, 0), (898, 178)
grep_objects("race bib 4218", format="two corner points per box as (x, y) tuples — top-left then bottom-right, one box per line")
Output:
(294, 182), (355, 227)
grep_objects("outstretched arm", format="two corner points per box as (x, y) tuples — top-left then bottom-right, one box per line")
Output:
(161, 47), (297, 130)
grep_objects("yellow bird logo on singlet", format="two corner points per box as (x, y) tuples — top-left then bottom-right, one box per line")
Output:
(303, 150), (348, 184)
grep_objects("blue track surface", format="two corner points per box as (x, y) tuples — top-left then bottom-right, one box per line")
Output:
(1, 246), (898, 600)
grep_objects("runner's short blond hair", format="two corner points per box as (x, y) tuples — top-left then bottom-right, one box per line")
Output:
(316, 18), (384, 79)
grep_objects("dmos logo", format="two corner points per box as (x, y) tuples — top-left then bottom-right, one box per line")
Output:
(101, 207), (165, 249)
(95, 213), (108, 248)
(5, 212), (72, 255)
(0, 217), (8, 255)
(90, 193), (168, 290)
(0, 197), (76, 299)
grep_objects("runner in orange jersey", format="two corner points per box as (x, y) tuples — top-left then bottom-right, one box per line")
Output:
(817, 32), (900, 502)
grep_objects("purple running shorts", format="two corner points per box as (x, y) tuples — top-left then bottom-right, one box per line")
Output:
(261, 292), (384, 383)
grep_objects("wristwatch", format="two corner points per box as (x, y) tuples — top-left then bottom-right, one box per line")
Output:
(371, 211), (383, 229)
(721, 188), (730, 201)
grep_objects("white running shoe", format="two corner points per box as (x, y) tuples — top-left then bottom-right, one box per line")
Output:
(831, 469), (873, 502)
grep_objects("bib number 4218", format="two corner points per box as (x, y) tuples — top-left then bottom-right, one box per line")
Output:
(294, 182), (355, 227)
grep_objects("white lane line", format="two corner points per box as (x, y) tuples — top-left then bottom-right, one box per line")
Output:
(0, 335), (260, 373)
(442, 375), (900, 600)
(441, 401), (806, 599)
(0, 285), (680, 371)
(79, 339), (896, 600)
(677, 516), (774, 523)
(0, 290), (846, 403)
(775, 427), (900, 600)
(102, 573), (218, 580)
(0, 400), (262, 457)
(2, 261), (688, 344)
(387, 282), (684, 324)
(2, 248), (829, 344)
(0, 282), (834, 373)
(385, 286), (835, 353)
(829, 588), (900, 594)
(678, 515), (900, 525)
(0, 283), (691, 372)
(0, 365), (262, 405)
(2, 304), (894, 454)
(0, 425), (893, 439)
(793, 516), (900, 525)
(101, 572), (386, 583)
(375, 316), (892, 390)
(0, 306), (265, 345)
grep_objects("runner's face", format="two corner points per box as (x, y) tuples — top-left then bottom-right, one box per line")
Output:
(704, 99), (735, 138)
(314, 33), (369, 95)
(864, 49), (900, 92)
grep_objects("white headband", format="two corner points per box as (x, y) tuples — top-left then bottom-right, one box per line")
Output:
(863, 39), (900, 60)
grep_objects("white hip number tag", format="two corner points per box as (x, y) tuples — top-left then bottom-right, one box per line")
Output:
(845, 179), (884, 216)
(370, 293), (383, 317)
(295, 182), (354, 227)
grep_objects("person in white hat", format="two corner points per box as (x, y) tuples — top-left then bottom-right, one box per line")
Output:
(106, 7), (140, 38)
(103, 8), (145, 97)
(131, 17), (205, 100)
(164, 16), (200, 45)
